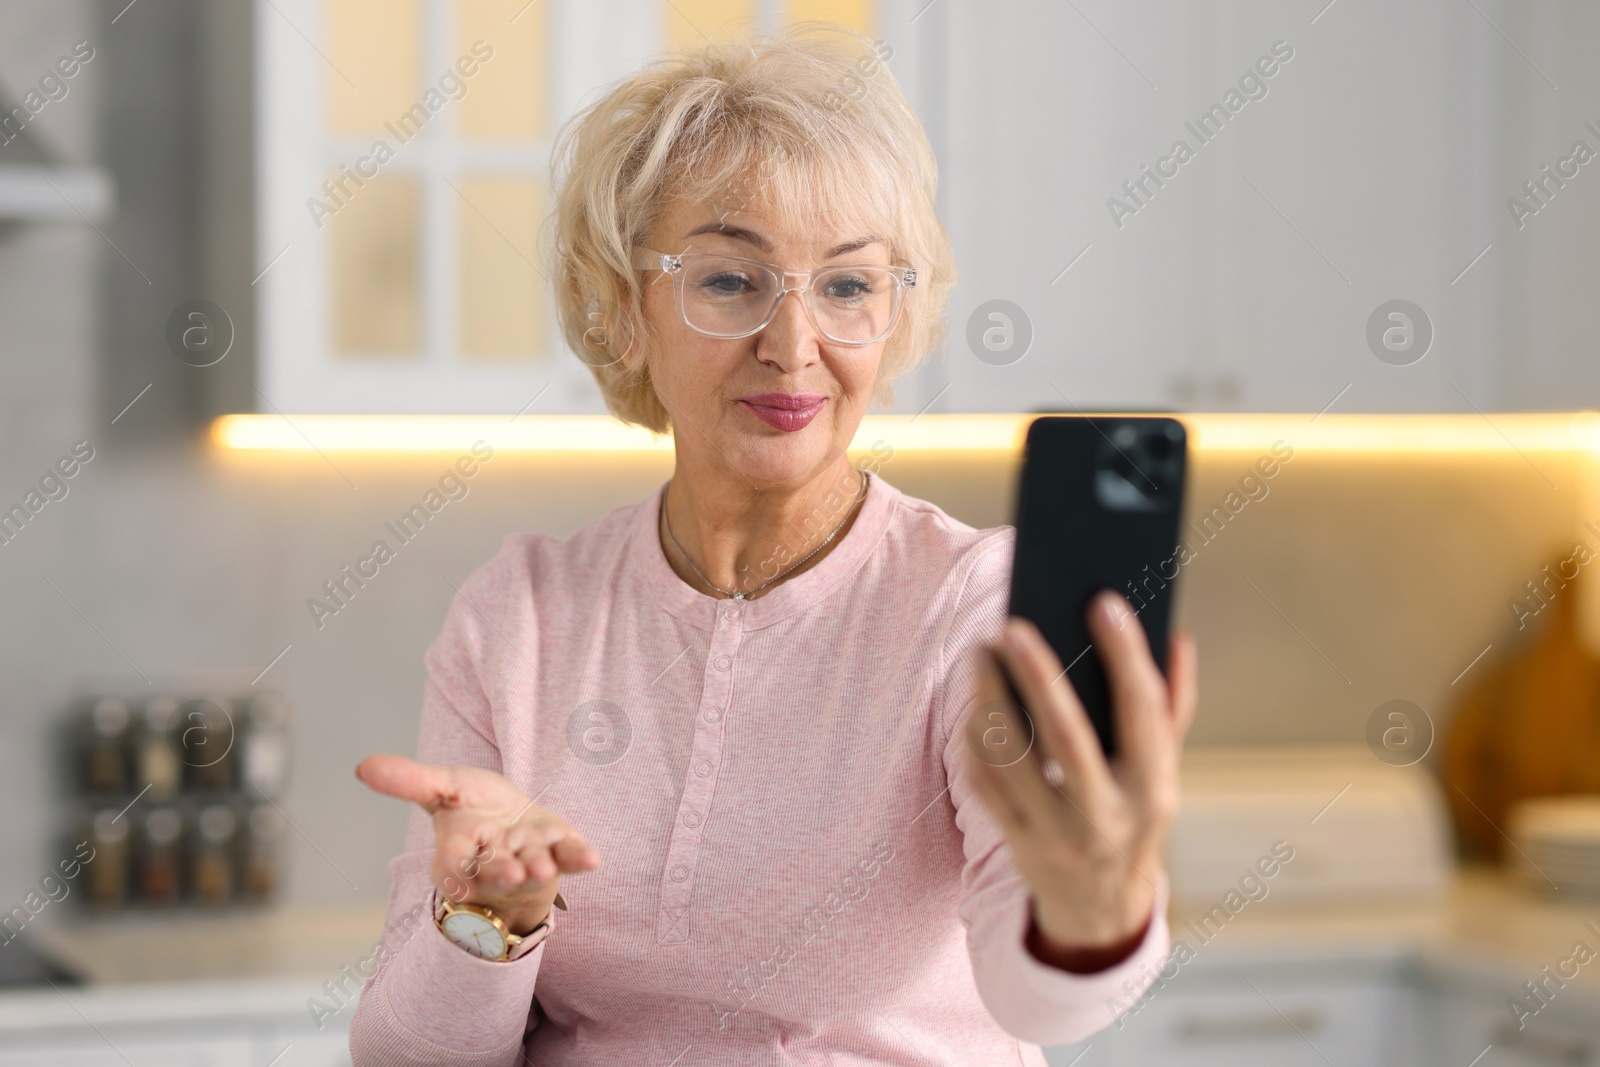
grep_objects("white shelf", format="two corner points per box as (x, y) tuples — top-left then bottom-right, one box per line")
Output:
(0, 165), (115, 223)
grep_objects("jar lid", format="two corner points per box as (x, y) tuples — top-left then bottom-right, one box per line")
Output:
(91, 698), (129, 735)
(198, 804), (237, 843)
(144, 808), (182, 845)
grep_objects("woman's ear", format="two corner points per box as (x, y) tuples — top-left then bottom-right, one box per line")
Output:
(579, 298), (636, 370)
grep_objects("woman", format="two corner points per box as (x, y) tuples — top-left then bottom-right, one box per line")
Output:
(350, 24), (1195, 1066)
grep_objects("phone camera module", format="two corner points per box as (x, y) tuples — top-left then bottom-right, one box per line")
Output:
(1093, 421), (1183, 512)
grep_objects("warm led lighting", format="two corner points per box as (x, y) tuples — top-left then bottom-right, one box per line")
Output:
(210, 413), (1033, 453)
(213, 414), (673, 453)
(210, 411), (1600, 454)
(1186, 411), (1600, 453)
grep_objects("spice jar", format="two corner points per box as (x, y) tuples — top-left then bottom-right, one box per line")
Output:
(138, 807), (184, 905)
(82, 698), (130, 795)
(179, 697), (236, 793)
(136, 697), (182, 801)
(84, 809), (129, 908)
(192, 803), (237, 905)
(242, 803), (285, 902)
(241, 695), (290, 799)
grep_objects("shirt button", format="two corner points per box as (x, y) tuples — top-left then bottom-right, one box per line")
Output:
(713, 655), (732, 671)
(703, 706), (723, 723)
(723, 604), (742, 620)
(682, 811), (701, 828)
(670, 865), (689, 882)
(695, 760), (713, 777)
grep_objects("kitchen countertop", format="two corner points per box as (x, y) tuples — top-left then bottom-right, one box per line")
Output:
(2, 869), (1596, 1033)
(0, 902), (388, 1035)
(1165, 866), (1600, 1008)
(26, 901), (389, 986)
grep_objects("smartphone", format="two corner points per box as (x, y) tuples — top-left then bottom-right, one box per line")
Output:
(1000, 416), (1188, 760)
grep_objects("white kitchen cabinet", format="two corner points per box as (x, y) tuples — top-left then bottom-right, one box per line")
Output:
(250, 1026), (353, 1067)
(1045, 972), (1418, 1067)
(0, 1022), (352, 1067)
(0, 1033), (252, 1067)
(0, 980), (355, 1067)
(1423, 990), (1600, 1067)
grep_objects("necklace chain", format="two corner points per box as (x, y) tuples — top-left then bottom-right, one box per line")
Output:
(661, 471), (869, 601)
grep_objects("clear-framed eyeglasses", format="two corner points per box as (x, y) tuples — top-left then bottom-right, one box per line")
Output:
(631, 247), (917, 346)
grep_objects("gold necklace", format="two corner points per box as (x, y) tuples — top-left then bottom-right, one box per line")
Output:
(660, 471), (869, 601)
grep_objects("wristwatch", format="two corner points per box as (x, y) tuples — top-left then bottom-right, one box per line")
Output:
(435, 892), (566, 962)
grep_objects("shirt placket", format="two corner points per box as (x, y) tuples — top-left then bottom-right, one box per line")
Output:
(657, 599), (744, 944)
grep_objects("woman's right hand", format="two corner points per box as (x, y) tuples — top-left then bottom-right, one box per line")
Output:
(356, 754), (600, 934)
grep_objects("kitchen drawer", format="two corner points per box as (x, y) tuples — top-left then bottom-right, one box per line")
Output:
(250, 1027), (353, 1067)
(1425, 993), (1600, 1067)
(0, 1032), (252, 1066)
(1046, 977), (1414, 1067)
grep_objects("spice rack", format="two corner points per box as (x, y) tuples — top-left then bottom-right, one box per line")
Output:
(61, 693), (290, 911)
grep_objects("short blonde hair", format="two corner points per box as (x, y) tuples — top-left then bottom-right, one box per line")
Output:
(549, 23), (955, 433)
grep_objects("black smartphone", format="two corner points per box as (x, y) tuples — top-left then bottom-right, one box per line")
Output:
(999, 416), (1188, 760)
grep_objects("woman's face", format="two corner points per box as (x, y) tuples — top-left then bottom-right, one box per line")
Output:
(637, 195), (892, 489)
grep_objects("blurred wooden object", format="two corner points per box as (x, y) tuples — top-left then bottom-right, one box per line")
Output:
(1444, 547), (1600, 861)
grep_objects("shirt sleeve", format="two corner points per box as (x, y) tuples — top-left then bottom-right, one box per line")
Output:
(349, 542), (550, 1067)
(935, 532), (1172, 1047)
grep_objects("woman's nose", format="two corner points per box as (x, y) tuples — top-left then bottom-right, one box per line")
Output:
(755, 287), (823, 370)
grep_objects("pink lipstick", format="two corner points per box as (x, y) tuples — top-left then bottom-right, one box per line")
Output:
(737, 393), (827, 432)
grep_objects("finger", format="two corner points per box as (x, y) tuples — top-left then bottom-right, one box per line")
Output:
(509, 836), (557, 882)
(356, 755), (460, 813)
(999, 619), (1114, 800)
(551, 835), (601, 873)
(1168, 629), (1199, 745)
(506, 823), (577, 881)
(1085, 592), (1168, 768)
(478, 853), (529, 888)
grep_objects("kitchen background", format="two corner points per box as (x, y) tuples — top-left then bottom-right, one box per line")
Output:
(2, 0), (1600, 1064)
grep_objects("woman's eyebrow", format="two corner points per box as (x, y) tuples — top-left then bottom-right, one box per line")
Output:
(825, 235), (884, 258)
(682, 222), (884, 260)
(683, 221), (773, 252)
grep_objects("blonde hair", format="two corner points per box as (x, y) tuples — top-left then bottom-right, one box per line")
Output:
(548, 23), (955, 433)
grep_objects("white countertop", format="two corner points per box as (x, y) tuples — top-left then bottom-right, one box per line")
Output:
(3, 868), (1597, 1033)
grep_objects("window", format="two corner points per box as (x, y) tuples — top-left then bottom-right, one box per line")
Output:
(255, 0), (876, 414)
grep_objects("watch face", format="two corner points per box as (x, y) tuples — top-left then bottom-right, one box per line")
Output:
(441, 910), (507, 959)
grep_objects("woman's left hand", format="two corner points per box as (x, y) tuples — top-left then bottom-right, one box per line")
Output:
(963, 590), (1197, 958)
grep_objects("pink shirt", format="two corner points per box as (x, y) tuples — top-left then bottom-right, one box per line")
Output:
(349, 472), (1169, 1066)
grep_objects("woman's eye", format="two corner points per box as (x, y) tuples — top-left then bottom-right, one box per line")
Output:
(699, 272), (754, 294)
(824, 276), (873, 300)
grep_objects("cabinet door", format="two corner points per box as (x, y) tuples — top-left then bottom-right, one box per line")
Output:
(1426, 993), (1599, 1067)
(1045, 977), (1412, 1067)
(251, 1028), (353, 1067)
(0, 1033), (252, 1067)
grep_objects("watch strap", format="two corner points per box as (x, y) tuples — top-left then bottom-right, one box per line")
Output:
(505, 913), (552, 960)
(434, 891), (558, 962)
